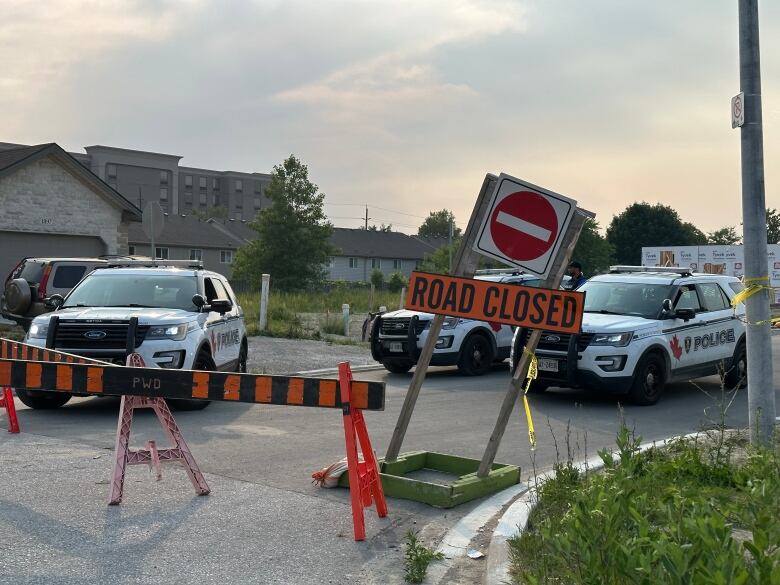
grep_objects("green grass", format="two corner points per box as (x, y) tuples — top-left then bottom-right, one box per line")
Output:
(0, 324), (25, 341)
(508, 424), (780, 584)
(404, 530), (444, 584)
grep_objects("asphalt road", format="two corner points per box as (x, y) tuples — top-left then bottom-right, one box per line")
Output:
(2, 336), (779, 584)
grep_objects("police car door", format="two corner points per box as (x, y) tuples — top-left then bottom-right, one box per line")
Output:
(667, 284), (709, 371)
(213, 277), (241, 366)
(203, 276), (229, 367)
(693, 282), (739, 368)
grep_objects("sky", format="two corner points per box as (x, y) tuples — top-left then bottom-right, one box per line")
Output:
(2, 0), (779, 235)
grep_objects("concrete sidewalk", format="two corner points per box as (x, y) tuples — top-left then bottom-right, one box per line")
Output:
(0, 433), (448, 585)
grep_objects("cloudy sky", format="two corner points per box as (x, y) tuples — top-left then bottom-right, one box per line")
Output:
(2, 0), (779, 234)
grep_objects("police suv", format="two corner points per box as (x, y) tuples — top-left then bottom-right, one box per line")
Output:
(510, 266), (747, 405)
(21, 260), (247, 410)
(372, 270), (547, 376)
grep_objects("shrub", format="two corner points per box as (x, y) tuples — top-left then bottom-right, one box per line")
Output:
(370, 269), (385, 289)
(387, 271), (407, 292)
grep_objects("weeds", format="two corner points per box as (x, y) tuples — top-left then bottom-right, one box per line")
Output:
(404, 530), (444, 584)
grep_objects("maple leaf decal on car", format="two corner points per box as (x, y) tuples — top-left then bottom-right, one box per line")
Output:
(669, 335), (683, 361)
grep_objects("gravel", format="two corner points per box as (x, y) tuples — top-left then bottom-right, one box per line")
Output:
(246, 336), (377, 374)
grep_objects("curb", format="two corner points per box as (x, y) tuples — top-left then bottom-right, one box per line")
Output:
(293, 364), (385, 376)
(484, 431), (705, 585)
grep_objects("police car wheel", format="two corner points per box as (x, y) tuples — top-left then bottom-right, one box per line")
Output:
(15, 389), (72, 409)
(458, 334), (494, 376)
(724, 341), (747, 390)
(629, 353), (666, 406)
(383, 359), (413, 374)
(167, 352), (214, 411)
(237, 342), (248, 373)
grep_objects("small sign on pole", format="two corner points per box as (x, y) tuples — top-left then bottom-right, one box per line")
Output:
(732, 92), (745, 128)
(473, 173), (577, 278)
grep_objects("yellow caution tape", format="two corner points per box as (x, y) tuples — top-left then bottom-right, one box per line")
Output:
(521, 346), (537, 449)
(730, 276), (780, 326)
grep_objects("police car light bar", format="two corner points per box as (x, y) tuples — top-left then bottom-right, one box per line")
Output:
(474, 268), (526, 276)
(104, 259), (204, 269)
(609, 265), (692, 276)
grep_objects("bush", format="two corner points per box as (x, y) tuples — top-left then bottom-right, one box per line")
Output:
(370, 269), (385, 289)
(387, 271), (407, 292)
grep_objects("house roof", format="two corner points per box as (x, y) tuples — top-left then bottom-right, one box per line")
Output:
(128, 214), (247, 249)
(0, 143), (141, 220)
(330, 228), (444, 260)
(208, 218), (258, 243)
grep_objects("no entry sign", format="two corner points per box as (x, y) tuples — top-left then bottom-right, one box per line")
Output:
(473, 174), (577, 277)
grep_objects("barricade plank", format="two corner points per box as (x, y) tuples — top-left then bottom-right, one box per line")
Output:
(0, 358), (385, 410)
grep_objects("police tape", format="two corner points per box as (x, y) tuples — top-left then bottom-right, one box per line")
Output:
(521, 346), (538, 449)
(731, 276), (780, 327)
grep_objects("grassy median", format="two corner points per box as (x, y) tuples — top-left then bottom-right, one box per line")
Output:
(509, 423), (780, 584)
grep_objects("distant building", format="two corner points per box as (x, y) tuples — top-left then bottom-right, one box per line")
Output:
(0, 141), (271, 220)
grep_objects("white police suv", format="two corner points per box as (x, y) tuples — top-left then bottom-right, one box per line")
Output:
(22, 260), (247, 410)
(510, 266), (747, 405)
(372, 270), (551, 376)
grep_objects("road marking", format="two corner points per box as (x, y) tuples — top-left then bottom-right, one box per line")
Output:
(496, 210), (551, 241)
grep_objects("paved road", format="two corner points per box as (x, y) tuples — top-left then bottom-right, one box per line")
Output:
(2, 337), (779, 584)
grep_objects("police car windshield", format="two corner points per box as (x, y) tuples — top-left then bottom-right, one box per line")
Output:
(63, 274), (199, 311)
(580, 281), (672, 319)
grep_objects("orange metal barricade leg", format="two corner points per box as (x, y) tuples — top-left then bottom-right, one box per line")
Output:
(0, 387), (20, 433)
(339, 362), (387, 541)
(108, 354), (210, 505)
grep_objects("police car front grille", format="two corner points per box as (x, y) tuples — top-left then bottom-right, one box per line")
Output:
(380, 318), (426, 337)
(525, 331), (593, 353)
(54, 322), (150, 350)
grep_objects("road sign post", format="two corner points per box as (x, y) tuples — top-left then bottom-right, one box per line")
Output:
(142, 201), (165, 260)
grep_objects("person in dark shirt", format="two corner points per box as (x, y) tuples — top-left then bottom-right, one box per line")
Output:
(567, 261), (587, 290)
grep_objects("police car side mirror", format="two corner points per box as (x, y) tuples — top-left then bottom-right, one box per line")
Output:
(662, 299), (673, 312)
(192, 294), (207, 311)
(210, 298), (233, 315)
(45, 294), (64, 310)
(675, 308), (696, 322)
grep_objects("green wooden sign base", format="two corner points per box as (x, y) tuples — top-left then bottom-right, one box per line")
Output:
(339, 451), (520, 508)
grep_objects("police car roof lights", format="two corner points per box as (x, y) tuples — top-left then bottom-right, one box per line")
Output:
(102, 259), (204, 270)
(609, 265), (693, 277)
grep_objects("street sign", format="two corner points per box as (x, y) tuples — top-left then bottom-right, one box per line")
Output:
(405, 271), (584, 334)
(473, 174), (577, 278)
(732, 92), (745, 128)
(142, 201), (165, 240)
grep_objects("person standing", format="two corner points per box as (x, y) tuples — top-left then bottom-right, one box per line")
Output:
(566, 261), (587, 290)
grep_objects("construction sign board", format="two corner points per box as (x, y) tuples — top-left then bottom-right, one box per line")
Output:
(473, 173), (577, 278)
(405, 271), (584, 334)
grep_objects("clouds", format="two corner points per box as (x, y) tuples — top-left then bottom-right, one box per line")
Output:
(2, 0), (778, 233)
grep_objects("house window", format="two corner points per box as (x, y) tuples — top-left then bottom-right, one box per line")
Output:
(184, 192), (193, 205)
(155, 247), (169, 260)
(254, 182), (262, 193)
(199, 177), (207, 189)
(235, 180), (243, 192)
(254, 197), (262, 208)
(371, 258), (381, 269)
(349, 257), (359, 269)
(199, 192), (207, 205)
(211, 195), (217, 206)
(213, 178), (219, 190)
(220, 250), (233, 264)
(128, 245), (136, 255)
(190, 249), (202, 261)
(107, 164), (117, 178)
(393, 259), (402, 270)
(328, 258), (336, 268)
(160, 187), (168, 200)
(159, 170), (168, 184)
(185, 175), (193, 188)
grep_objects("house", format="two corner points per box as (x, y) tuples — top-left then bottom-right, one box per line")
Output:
(0, 143), (141, 280)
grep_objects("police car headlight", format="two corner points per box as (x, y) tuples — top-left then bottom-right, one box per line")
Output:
(442, 317), (461, 330)
(28, 321), (49, 339)
(590, 332), (633, 347)
(146, 324), (188, 341)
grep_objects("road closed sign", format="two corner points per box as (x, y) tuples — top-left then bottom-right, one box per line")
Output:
(405, 272), (584, 334)
(474, 174), (577, 278)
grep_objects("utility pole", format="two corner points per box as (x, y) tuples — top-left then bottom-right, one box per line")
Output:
(365, 205), (369, 230)
(738, 0), (776, 446)
(448, 217), (453, 273)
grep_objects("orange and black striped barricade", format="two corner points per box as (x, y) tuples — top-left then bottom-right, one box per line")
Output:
(0, 386), (19, 433)
(339, 362), (387, 541)
(109, 353), (210, 505)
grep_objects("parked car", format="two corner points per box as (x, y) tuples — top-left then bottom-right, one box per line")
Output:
(23, 259), (248, 410)
(510, 266), (747, 405)
(2, 257), (108, 331)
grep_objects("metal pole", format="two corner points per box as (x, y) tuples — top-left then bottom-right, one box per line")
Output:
(738, 0), (776, 446)
(385, 174), (497, 462)
(448, 218), (453, 273)
(399, 287), (406, 310)
(259, 273), (270, 331)
(477, 210), (589, 477)
(343, 303), (350, 337)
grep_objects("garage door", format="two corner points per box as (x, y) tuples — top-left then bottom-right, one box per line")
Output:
(0, 231), (106, 281)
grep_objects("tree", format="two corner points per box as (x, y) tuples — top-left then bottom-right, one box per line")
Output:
(366, 223), (393, 232)
(387, 271), (407, 292)
(418, 209), (461, 240)
(370, 269), (385, 289)
(571, 219), (614, 276)
(707, 226), (741, 245)
(232, 155), (334, 290)
(419, 243), (456, 274)
(766, 208), (780, 244)
(606, 203), (707, 265)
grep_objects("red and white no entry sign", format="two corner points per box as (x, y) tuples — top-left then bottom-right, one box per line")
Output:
(474, 174), (576, 277)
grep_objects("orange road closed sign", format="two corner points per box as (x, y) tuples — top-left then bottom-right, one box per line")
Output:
(405, 272), (584, 334)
